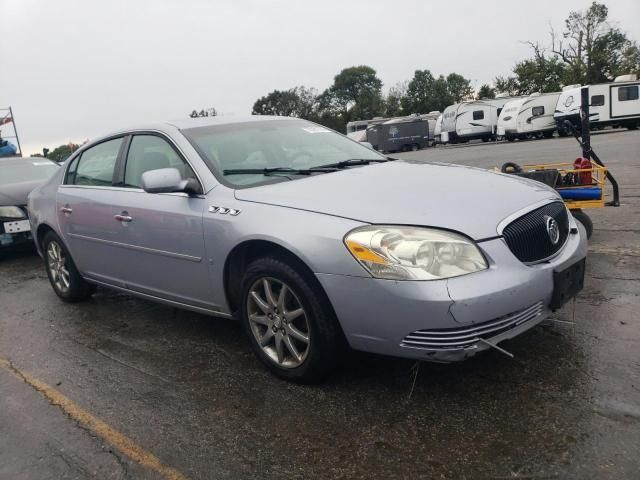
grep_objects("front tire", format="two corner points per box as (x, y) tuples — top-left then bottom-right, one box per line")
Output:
(572, 209), (593, 240)
(240, 256), (343, 383)
(43, 231), (94, 302)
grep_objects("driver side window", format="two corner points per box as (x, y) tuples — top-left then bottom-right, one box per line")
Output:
(124, 135), (197, 189)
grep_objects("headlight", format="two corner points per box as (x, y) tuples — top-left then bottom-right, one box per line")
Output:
(344, 226), (488, 280)
(0, 206), (25, 218)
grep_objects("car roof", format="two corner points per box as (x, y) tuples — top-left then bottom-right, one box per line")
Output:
(0, 156), (58, 166)
(80, 116), (308, 150)
(167, 115), (293, 130)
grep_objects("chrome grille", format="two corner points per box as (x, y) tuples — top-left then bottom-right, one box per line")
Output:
(401, 301), (545, 351)
(502, 202), (569, 263)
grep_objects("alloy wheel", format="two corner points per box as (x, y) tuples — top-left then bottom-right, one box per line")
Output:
(246, 277), (310, 368)
(47, 241), (70, 294)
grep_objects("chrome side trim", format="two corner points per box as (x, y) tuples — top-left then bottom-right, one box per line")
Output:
(57, 184), (204, 199)
(85, 277), (232, 319)
(68, 233), (202, 262)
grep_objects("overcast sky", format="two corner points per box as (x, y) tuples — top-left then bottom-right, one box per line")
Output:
(1, 0), (639, 155)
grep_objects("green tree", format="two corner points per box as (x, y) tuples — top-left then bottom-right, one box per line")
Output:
(315, 65), (384, 131)
(445, 73), (473, 102)
(252, 87), (318, 118)
(384, 81), (408, 117)
(550, 1), (639, 84)
(47, 143), (79, 163)
(476, 84), (496, 99)
(502, 43), (567, 94)
(494, 75), (519, 96)
(402, 70), (472, 113)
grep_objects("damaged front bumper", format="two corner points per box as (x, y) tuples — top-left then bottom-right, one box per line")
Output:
(316, 219), (587, 363)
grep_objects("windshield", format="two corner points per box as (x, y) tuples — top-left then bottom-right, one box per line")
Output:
(181, 119), (384, 187)
(0, 160), (58, 185)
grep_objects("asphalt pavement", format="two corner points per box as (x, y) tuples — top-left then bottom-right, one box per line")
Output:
(1, 129), (639, 479)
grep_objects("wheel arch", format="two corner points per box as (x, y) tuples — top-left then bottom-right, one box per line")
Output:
(222, 239), (336, 319)
(35, 223), (57, 252)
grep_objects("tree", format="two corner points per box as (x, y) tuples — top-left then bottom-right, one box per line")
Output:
(47, 143), (80, 163)
(494, 75), (519, 96)
(500, 42), (567, 94)
(477, 84), (496, 99)
(550, 1), (638, 84)
(384, 81), (408, 117)
(402, 70), (472, 114)
(315, 65), (385, 131)
(445, 73), (473, 102)
(252, 88), (316, 117)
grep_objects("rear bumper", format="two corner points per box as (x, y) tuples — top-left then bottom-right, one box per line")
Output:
(317, 217), (588, 363)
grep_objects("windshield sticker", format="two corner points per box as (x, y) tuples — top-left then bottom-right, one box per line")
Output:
(32, 161), (53, 166)
(302, 126), (330, 133)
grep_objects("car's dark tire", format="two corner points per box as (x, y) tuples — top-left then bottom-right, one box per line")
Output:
(572, 209), (593, 240)
(42, 231), (94, 302)
(240, 255), (344, 383)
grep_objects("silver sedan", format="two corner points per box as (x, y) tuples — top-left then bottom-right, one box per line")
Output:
(28, 116), (588, 382)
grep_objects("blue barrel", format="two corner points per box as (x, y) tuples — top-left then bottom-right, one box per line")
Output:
(558, 188), (602, 200)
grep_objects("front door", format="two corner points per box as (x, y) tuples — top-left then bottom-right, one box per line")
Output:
(109, 134), (215, 310)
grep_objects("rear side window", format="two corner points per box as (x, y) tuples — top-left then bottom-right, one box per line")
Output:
(591, 95), (605, 106)
(618, 86), (639, 101)
(472, 110), (484, 120)
(67, 138), (122, 186)
(532, 106), (545, 116)
(124, 135), (197, 189)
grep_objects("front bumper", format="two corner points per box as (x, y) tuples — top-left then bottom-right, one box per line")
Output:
(317, 218), (588, 362)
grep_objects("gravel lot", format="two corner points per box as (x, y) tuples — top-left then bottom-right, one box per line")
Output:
(1, 130), (639, 479)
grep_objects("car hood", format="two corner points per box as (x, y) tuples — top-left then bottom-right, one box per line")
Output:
(0, 180), (45, 206)
(234, 160), (560, 239)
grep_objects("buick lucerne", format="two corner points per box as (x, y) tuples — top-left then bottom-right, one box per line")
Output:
(28, 116), (587, 382)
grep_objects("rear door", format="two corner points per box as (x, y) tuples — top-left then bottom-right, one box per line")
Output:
(56, 137), (125, 282)
(108, 133), (215, 310)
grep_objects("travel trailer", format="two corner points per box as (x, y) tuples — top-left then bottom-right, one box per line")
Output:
(554, 75), (640, 131)
(496, 92), (561, 140)
(433, 114), (443, 144)
(419, 111), (441, 145)
(366, 116), (430, 152)
(440, 97), (519, 143)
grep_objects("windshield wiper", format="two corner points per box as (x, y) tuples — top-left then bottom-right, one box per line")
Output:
(223, 166), (337, 176)
(315, 157), (396, 169)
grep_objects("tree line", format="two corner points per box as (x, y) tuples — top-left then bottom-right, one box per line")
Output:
(252, 1), (640, 132)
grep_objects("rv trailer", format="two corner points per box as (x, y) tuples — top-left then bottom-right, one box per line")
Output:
(440, 97), (519, 143)
(554, 75), (640, 132)
(366, 116), (430, 153)
(497, 92), (560, 140)
(433, 114), (443, 144)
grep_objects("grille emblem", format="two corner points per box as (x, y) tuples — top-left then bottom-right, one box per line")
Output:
(544, 215), (560, 244)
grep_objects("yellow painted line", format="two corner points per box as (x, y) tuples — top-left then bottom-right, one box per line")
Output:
(0, 356), (188, 480)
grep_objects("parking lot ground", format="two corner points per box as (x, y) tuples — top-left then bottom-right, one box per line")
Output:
(1, 130), (639, 479)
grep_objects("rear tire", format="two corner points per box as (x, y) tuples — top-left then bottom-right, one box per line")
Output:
(240, 255), (344, 383)
(572, 209), (593, 240)
(42, 231), (94, 302)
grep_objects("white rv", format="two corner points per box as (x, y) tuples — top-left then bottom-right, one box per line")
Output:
(440, 97), (519, 143)
(497, 92), (560, 140)
(554, 75), (640, 131)
(433, 114), (443, 144)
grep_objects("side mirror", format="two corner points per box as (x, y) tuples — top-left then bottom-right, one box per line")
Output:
(141, 168), (202, 195)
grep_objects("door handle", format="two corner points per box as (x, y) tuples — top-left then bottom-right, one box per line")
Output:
(60, 206), (73, 214)
(114, 213), (133, 223)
